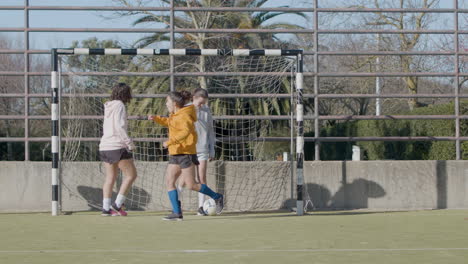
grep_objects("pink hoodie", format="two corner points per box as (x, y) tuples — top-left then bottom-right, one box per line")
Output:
(99, 100), (135, 151)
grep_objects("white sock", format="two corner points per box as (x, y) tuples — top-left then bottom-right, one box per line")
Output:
(103, 198), (111, 211)
(198, 192), (205, 208)
(177, 185), (184, 201)
(115, 194), (126, 208)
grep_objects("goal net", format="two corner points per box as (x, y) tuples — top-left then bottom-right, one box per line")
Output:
(54, 48), (300, 213)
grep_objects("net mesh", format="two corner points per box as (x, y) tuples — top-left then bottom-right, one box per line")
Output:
(59, 54), (297, 212)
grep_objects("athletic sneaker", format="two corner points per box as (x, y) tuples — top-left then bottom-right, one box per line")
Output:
(101, 209), (112, 216)
(101, 209), (119, 216)
(111, 203), (127, 216)
(215, 195), (224, 214)
(197, 206), (207, 216)
(163, 213), (183, 221)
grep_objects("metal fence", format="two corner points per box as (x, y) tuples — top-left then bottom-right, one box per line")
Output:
(1, 0), (467, 160)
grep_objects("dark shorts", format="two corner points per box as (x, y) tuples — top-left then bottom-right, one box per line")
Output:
(99, 148), (133, 164)
(169, 154), (199, 169)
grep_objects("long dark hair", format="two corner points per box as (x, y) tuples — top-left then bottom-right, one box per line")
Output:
(168, 90), (192, 108)
(111, 83), (132, 103)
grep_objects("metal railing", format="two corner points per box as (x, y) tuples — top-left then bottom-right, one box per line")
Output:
(1, 0), (467, 160)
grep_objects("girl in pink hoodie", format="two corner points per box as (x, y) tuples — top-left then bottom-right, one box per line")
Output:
(99, 83), (137, 216)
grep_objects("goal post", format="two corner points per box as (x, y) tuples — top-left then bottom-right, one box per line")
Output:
(50, 48), (305, 216)
(295, 53), (305, 216)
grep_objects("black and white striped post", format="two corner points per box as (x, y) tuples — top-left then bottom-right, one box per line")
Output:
(296, 53), (305, 216)
(51, 49), (59, 216)
(53, 48), (302, 57)
(50, 48), (304, 215)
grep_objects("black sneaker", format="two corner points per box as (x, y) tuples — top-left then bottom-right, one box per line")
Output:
(101, 209), (112, 216)
(215, 195), (224, 214)
(197, 206), (207, 216)
(163, 212), (183, 221)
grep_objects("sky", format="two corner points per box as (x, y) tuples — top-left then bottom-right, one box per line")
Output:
(0, 0), (465, 55)
(0, 1), (465, 91)
(0, 0), (312, 50)
(0, 1), (462, 89)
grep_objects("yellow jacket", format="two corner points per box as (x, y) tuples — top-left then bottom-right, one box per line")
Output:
(152, 105), (198, 155)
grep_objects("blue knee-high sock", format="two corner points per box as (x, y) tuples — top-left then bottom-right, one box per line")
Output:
(199, 184), (221, 200)
(168, 190), (181, 214)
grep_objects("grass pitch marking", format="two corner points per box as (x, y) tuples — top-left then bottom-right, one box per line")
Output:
(1, 248), (468, 254)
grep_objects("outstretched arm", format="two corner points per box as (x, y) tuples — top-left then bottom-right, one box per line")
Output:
(150, 115), (169, 127)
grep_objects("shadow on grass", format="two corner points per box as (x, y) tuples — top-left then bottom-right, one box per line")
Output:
(181, 209), (408, 221)
(75, 185), (151, 211)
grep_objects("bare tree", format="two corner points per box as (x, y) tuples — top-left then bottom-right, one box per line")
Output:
(0, 36), (24, 160)
(362, 0), (440, 110)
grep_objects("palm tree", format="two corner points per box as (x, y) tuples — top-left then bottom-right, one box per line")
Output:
(111, 0), (305, 159)
(113, 0), (305, 85)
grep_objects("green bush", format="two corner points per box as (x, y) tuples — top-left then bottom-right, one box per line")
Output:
(305, 101), (468, 160)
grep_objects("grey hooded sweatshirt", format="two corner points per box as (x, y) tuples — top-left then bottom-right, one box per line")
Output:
(195, 104), (215, 157)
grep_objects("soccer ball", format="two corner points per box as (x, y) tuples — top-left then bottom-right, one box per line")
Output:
(203, 198), (217, 216)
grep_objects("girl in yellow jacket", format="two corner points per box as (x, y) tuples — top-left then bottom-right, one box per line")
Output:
(148, 91), (223, 221)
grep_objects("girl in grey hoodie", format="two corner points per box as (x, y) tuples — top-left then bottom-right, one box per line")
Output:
(98, 83), (137, 216)
(192, 88), (216, 215)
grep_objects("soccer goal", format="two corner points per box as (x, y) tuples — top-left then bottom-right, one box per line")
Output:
(50, 48), (307, 216)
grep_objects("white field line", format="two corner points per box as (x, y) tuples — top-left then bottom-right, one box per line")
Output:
(1, 248), (468, 254)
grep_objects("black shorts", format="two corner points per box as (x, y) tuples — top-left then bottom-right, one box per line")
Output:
(99, 148), (133, 164)
(169, 154), (199, 169)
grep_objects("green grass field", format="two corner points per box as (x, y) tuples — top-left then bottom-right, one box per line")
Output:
(1, 210), (467, 264)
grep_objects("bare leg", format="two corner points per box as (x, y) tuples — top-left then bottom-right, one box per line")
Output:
(197, 160), (208, 184)
(182, 163), (223, 214)
(181, 164), (201, 192)
(166, 164), (182, 191)
(116, 159), (137, 196)
(103, 163), (118, 199)
(197, 160), (208, 208)
(165, 164), (183, 217)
